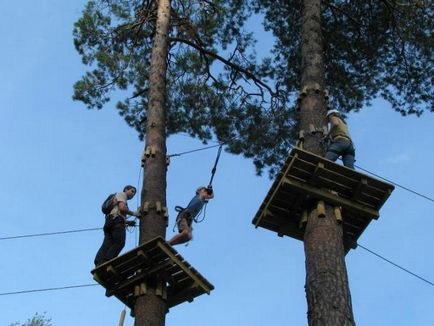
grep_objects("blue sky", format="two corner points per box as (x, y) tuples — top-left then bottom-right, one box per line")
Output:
(1, 1), (433, 325)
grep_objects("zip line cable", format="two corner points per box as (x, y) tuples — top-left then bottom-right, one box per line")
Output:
(168, 142), (223, 157)
(0, 227), (102, 241)
(354, 164), (433, 202)
(0, 284), (98, 296)
(0, 243), (432, 297)
(0, 140), (432, 293)
(1, 143), (432, 242)
(167, 138), (433, 204)
(358, 244), (434, 286)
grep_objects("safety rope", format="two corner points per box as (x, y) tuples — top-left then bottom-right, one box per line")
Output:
(208, 143), (223, 188)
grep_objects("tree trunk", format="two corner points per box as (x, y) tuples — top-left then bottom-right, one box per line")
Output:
(299, 0), (355, 325)
(134, 0), (171, 325)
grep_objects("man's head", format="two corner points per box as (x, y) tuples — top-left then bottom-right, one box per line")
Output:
(123, 185), (137, 199)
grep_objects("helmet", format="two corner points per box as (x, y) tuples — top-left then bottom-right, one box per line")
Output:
(326, 109), (340, 117)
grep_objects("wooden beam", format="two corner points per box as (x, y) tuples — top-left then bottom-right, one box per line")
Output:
(282, 176), (379, 218)
(156, 242), (213, 294)
(308, 162), (324, 186)
(377, 188), (393, 209)
(351, 178), (368, 201)
(106, 260), (173, 297)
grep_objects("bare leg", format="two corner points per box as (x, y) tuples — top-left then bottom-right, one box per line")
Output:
(168, 228), (192, 246)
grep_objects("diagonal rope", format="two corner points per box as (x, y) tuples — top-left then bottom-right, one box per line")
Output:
(358, 244), (434, 286)
(0, 228), (102, 241)
(0, 284), (98, 296)
(354, 164), (433, 202)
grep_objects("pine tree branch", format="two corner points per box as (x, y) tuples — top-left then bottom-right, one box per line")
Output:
(323, 1), (362, 27)
(170, 37), (277, 97)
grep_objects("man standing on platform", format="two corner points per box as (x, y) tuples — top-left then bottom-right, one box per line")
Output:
(94, 185), (141, 266)
(324, 109), (356, 169)
(168, 186), (214, 246)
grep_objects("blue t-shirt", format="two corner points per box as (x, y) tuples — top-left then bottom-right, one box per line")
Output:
(185, 194), (206, 218)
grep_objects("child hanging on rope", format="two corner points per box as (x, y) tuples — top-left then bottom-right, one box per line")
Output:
(168, 186), (214, 246)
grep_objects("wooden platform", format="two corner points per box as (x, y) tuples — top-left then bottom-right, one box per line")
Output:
(252, 147), (394, 253)
(91, 236), (214, 312)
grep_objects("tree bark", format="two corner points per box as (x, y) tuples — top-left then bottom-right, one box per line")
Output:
(134, 0), (171, 325)
(299, 1), (355, 325)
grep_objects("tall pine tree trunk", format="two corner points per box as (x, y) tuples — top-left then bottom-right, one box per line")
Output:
(134, 0), (171, 325)
(299, 0), (355, 325)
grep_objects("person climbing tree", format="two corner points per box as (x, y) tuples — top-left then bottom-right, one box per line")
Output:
(94, 185), (141, 266)
(168, 186), (214, 246)
(324, 109), (356, 169)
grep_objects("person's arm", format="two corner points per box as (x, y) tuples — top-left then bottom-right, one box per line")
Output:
(118, 201), (141, 217)
(200, 191), (214, 200)
(324, 116), (341, 141)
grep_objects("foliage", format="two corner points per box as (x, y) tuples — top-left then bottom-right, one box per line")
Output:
(73, 0), (297, 177)
(74, 1), (432, 176)
(9, 312), (52, 326)
(251, 0), (433, 116)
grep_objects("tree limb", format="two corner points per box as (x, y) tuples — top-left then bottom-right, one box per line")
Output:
(170, 37), (277, 96)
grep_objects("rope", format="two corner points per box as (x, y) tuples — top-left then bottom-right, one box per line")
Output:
(168, 138), (433, 204)
(358, 244), (434, 286)
(168, 143), (223, 157)
(0, 283), (98, 296)
(135, 165), (144, 246)
(1, 244), (432, 296)
(0, 227), (102, 241)
(193, 203), (207, 224)
(208, 144), (223, 187)
(354, 164), (433, 202)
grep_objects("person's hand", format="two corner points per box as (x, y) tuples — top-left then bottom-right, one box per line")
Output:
(126, 220), (136, 227)
(133, 209), (142, 217)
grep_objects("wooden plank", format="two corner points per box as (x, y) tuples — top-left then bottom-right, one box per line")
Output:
(308, 162), (324, 186)
(316, 164), (359, 189)
(292, 147), (394, 195)
(92, 236), (214, 310)
(167, 285), (198, 308)
(377, 188), (393, 209)
(156, 242), (214, 294)
(106, 260), (173, 297)
(254, 153), (300, 227)
(277, 224), (304, 240)
(291, 156), (317, 176)
(282, 176), (379, 219)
